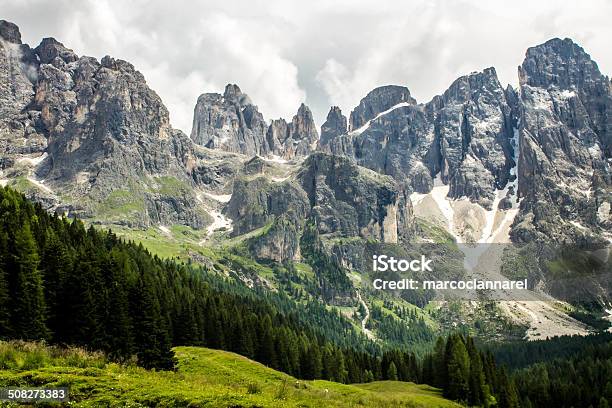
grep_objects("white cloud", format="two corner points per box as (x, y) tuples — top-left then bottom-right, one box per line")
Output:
(2, 0), (612, 132)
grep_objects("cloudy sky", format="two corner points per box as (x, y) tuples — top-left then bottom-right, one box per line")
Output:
(3, 0), (612, 133)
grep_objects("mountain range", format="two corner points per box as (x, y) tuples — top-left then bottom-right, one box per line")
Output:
(1, 18), (610, 342)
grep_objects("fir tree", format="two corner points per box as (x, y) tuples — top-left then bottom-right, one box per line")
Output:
(10, 222), (48, 340)
(387, 361), (398, 381)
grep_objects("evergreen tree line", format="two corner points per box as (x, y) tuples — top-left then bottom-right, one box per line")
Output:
(422, 333), (520, 408)
(488, 332), (612, 370)
(488, 334), (612, 408)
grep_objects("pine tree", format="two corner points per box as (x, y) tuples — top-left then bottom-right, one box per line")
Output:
(444, 334), (470, 402)
(433, 336), (447, 388)
(387, 361), (398, 381)
(466, 336), (487, 406)
(0, 229), (11, 337)
(131, 274), (176, 370)
(102, 250), (133, 361)
(11, 222), (48, 340)
(497, 367), (520, 408)
(257, 314), (277, 368)
(40, 229), (71, 340)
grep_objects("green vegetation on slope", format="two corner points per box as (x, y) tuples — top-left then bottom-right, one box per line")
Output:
(0, 341), (461, 408)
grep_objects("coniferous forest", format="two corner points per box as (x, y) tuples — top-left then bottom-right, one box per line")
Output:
(1, 186), (611, 407)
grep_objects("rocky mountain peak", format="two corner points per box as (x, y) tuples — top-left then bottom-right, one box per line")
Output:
(296, 102), (311, 118)
(0, 20), (21, 44)
(442, 67), (504, 103)
(35, 37), (78, 65)
(319, 106), (347, 147)
(349, 85), (416, 131)
(223, 83), (242, 98)
(266, 103), (318, 159)
(191, 83), (268, 155)
(513, 37), (612, 243)
(519, 38), (605, 90)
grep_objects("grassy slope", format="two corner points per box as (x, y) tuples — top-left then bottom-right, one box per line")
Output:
(0, 343), (460, 408)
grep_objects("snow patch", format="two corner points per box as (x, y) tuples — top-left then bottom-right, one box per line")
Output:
(202, 192), (232, 203)
(349, 102), (412, 135)
(270, 175), (290, 183)
(206, 209), (233, 236)
(262, 155), (288, 164)
(409, 191), (427, 206)
(158, 225), (172, 236)
(17, 152), (47, 166)
(570, 220), (589, 231)
(560, 89), (576, 99)
(430, 174), (460, 242)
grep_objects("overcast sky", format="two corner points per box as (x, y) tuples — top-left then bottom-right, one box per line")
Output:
(3, 0), (612, 133)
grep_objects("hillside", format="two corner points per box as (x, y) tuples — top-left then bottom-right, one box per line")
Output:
(0, 341), (461, 408)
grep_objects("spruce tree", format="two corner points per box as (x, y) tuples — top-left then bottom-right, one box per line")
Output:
(444, 334), (470, 402)
(11, 222), (48, 340)
(466, 336), (487, 406)
(131, 274), (176, 370)
(387, 361), (398, 381)
(0, 229), (11, 337)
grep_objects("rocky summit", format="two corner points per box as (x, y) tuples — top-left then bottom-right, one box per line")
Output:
(191, 84), (318, 159)
(515, 39), (611, 240)
(322, 68), (517, 211)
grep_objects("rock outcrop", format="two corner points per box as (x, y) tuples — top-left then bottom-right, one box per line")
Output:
(326, 69), (516, 209)
(0, 20), (45, 158)
(434, 68), (516, 207)
(0, 20), (205, 228)
(224, 177), (310, 237)
(319, 106), (347, 147)
(266, 103), (319, 159)
(192, 85), (319, 159)
(512, 38), (611, 242)
(348, 85), (416, 131)
(224, 152), (413, 262)
(296, 153), (413, 243)
(190, 84), (270, 156)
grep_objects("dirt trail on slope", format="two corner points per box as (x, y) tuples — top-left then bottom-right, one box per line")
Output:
(356, 290), (375, 340)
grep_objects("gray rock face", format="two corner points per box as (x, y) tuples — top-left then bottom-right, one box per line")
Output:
(0, 21), (44, 157)
(0, 20), (21, 44)
(193, 85), (319, 159)
(327, 69), (515, 208)
(349, 85), (416, 131)
(249, 212), (303, 262)
(297, 153), (413, 242)
(512, 38), (611, 242)
(287, 103), (319, 157)
(225, 177), (310, 236)
(224, 152), (413, 263)
(0, 21), (206, 228)
(319, 106), (347, 147)
(435, 68), (515, 207)
(266, 118), (289, 157)
(190, 84), (269, 156)
(268, 103), (318, 159)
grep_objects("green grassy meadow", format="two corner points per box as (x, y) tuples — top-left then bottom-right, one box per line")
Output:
(0, 341), (460, 408)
